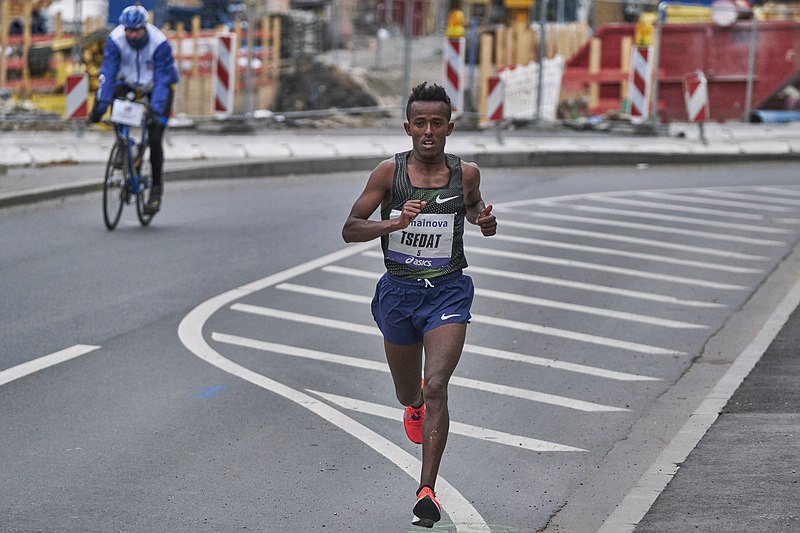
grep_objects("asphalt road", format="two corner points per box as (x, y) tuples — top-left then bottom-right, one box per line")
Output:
(2, 161), (800, 532)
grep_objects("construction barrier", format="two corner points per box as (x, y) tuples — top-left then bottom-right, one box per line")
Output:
(628, 45), (652, 122)
(498, 56), (564, 121)
(486, 76), (504, 122)
(443, 37), (465, 118)
(64, 73), (88, 120)
(211, 32), (236, 116)
(683, 70), (710, 122)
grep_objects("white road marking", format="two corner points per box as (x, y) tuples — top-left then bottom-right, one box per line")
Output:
(598, 269), (800, 533)
(637, 191), (792, 212)
(229, 303), (660, 381)
(0, 344), (101, 387)
(307, 390), (588, 452)
(459, 248), (749, 290)
(590, 196), (765, 220)
(465, 231), (763, 273)
(693, 188), (800, 206)
(277, 282), (704, 330)
(529, 202), (792, 234)
(211, 332), (627, 412)
(500, 219), (778, 255)
(178, 241), (491, 532)
(505, 211), (785, 247)
(756, 186), (800, 197)
(322, 265), (725, 309)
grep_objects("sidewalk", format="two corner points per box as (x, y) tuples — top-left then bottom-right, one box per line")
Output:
(1, 119), (799, 532)
(1, 120), (799, 208)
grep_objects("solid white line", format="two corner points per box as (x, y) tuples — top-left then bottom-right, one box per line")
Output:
(211, 332), (627, 412)
(756, 186), (800, 197)
(533, 202), (792, 235)
(277, 282), (704, 329)
(177, 241), (490, 532)
(500, 219), (779, 255)
(474, 287), (706, 329)
(507, 211), (785, 247)
(638, 191), (792, 212)
(324, 264), (726, 309)
(462, 266), (726, 309)
(307, 390), (588, 452)
(0, 344), (101, 387)
(591, 196), (765, 220)
(461, 247), (748, 290)
(693, 188), (800, 206)
(465, 231), (764, 273)
(471, 314), (684, 355)
(598, 272), (800, 533)
(229, 303), (659, 382)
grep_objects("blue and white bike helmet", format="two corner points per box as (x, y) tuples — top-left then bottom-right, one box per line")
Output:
(120, 5), (149, 48)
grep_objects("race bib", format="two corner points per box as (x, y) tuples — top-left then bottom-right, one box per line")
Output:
(387, 210), (454, 269)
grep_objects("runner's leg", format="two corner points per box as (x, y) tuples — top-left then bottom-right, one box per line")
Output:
(418, 322), (466, 490)
(384, 340), (424, 408)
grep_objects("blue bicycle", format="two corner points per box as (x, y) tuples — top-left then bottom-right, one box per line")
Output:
(102, 92), (155, 230)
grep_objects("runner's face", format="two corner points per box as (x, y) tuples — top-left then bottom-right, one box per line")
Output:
(405, 101), (453, 158)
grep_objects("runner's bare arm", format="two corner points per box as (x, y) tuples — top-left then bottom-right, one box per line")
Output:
(342, 160), (428, 243)
(462, 162), (497, 237)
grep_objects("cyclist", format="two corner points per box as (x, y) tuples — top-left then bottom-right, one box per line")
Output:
(89, 4), (179, 215)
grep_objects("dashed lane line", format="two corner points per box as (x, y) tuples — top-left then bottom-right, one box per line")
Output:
(0, 344), (101, 387)
(211, 332), (628, 413)
(323, 265), (726, 309)
(464, 231), (763, 273)
(307, 390), (588, 452)
(227, 303), (660, 382)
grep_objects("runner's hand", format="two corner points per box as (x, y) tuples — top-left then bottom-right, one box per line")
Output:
(397, 200), (427, 228)
(477, 204), (496, 236)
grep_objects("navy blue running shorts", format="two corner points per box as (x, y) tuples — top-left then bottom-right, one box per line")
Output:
(371, 271), (474, 345)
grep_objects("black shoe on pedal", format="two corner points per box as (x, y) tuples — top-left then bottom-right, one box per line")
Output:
(144, 194), (161, 215)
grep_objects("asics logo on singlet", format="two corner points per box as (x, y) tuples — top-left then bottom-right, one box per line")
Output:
(435, 194), (460, 204)
(405, 257), (433, 267)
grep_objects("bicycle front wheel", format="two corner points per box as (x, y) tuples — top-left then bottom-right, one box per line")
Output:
(135, 157), (155, 227)
(103, 141), (128, 230)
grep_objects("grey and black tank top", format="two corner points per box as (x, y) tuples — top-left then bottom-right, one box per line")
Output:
(380, 151), (468, 279)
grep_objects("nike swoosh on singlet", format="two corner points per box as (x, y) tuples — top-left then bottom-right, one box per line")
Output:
(435, 194), (460, 204)
(441, 313), (461, 320)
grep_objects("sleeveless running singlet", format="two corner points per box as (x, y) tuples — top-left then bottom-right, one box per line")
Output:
(380, 151), (468, 279)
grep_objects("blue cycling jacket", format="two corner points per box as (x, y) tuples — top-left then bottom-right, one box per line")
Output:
(96, 24), (179, 117)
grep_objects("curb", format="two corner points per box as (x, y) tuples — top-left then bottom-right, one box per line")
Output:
(2, 150), (799, 210)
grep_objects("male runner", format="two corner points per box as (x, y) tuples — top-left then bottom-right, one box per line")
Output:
(342, 82), (497, 528)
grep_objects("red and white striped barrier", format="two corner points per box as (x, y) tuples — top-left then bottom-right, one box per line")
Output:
(683, 70), (710, 122)
(443, 37), (465, 119)
(628, 46), (653, 122)
(64, 73), (88, 120)
(212, 32), (237, 116)
(486, 76), (503, 122)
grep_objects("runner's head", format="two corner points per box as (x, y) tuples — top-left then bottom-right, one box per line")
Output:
(120, 5), (149, 49)
(406, 82), (452, 122)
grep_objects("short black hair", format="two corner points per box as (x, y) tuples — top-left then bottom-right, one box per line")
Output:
(406, 82), (451, 121)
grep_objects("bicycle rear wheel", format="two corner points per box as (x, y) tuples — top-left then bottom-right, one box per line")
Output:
(103, 141), (128, 230)
(135, 153), (155, 226)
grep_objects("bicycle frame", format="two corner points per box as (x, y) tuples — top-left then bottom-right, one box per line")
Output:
(112, 106), (150, 200)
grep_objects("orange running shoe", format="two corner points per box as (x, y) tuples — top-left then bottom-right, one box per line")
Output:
(403, 379), (425, 444)
(412, 486), (441, 528)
